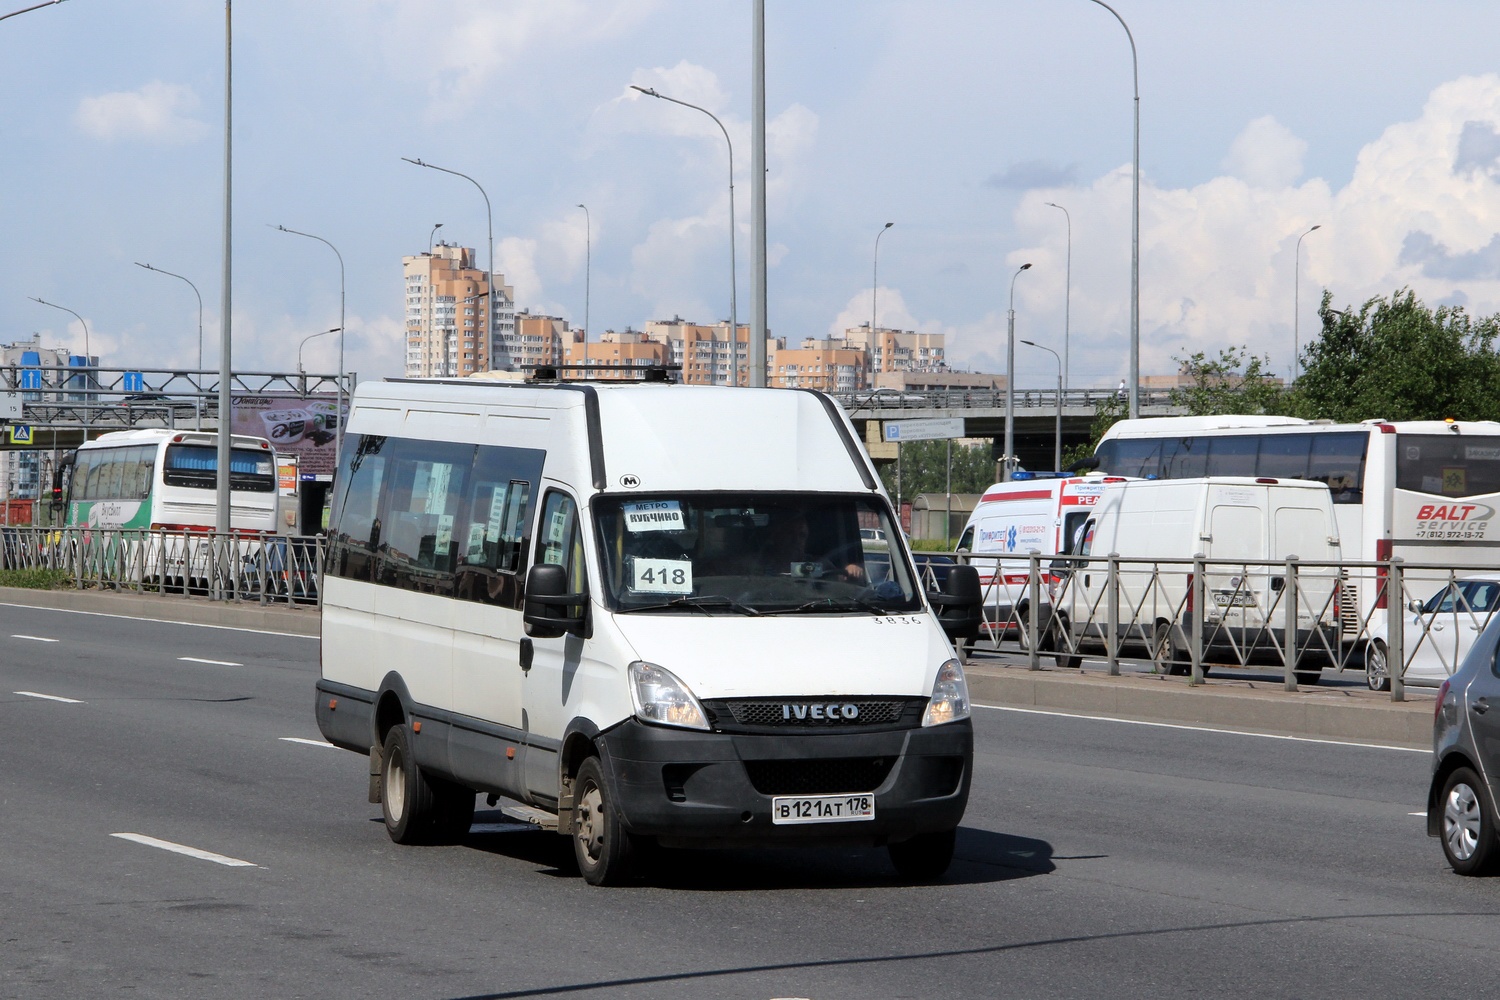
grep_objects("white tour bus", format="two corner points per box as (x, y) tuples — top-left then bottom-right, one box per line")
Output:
(62, 428), (280, 588)
(1093, 416), (1500, 646)
(954, 472), (1127, 642)
(316, 376), (981, 885)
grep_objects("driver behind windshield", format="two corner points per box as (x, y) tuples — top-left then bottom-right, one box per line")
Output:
(761, 509), (865, 583)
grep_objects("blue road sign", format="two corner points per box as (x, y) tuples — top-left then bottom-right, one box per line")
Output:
(19, 369), (42, 391)
(122, 371), (145, 393)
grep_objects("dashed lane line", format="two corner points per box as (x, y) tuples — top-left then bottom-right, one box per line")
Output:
(279, 737), (336, 748)
(14, 690), (83, 704)
(111, 833), (259, 868)
(973, 702), (1429, 753)
(178, 656), (243, 667)
(10, 634), (58, 642)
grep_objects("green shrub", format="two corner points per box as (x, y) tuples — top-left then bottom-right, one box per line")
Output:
(0, 568), (73, 590)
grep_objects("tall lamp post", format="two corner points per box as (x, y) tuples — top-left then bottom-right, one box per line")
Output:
(1022, 340), (1062, 471)
(1004, 263), (1034, 482)
(630, 84), (737, 386)
(403, 157), (496, 369)
(577, 204), (590, 375)
(272, 225), (345, 466)
(135, 262), (205, 428)
(1043, 202), (1071, 394)
(429, 222), (443, 254)
(872, 222), (894, 379)
(0, 0), (67, 22)
(29, 296), (89, 358)
(298, 327), (340, 377)
(1084, 0), (1139, 419)
(1294, 224), (1322, 383)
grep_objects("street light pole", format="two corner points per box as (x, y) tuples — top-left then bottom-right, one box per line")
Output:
(135, 262), (205, 429)
(577, 204), (590, 376)
(29, 296), (89, 358)
(403, 157), (496, 369)
(1294, 224), (1322, 384)
(1004, 262), (1033, 482)
(298, 327), (340, 375)
(0, 0), (66, 23)
(273, 224), (346, 467)
(1022, 339), (1062, 471)
(872, 222), (894, 386)
(1084, 0), (1139, 419)
(1044, 202), (1071, 395)
(429, 222), (443, 254)
(630, 84), (737, 387)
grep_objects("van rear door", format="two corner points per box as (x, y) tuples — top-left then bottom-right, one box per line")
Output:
(1205, 501), (1266, 632)
(1271, 502), (1340, 634)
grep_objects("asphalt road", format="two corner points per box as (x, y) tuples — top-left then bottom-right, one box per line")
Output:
(2, 600), (1496, 999)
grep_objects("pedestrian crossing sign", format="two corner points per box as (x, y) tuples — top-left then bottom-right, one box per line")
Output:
(8, 424), (33, 445)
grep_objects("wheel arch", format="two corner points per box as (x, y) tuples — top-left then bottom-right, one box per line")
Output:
(556, 718), (604, 835)
(372, 671), (413, 750)
(1429, 750), (1481, 838)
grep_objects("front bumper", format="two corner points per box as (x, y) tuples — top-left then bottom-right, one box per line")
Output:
(596, 717), (972, 847)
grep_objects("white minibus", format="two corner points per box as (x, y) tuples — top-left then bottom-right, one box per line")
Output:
(316, 375), (981, 885)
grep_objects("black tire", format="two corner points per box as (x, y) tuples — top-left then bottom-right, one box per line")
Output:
(1155, 620), (1190, 676)
(1439, 767), (1500, 876)
(1364, 640), (1391, 692)
(428, 779), (477, 844)
(381, 724), (437, 845)
(888, 827), (957, 881)
(1051, 615), (1082, 669)
(572, 756), (637, 886)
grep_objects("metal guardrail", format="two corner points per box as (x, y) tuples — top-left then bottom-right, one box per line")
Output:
(835, 388), (1176, 412)
(952, 551), (1496, 702)
(0, 526), (323, 607)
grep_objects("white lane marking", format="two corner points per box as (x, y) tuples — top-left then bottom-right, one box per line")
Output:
(1410, 811), (1428, 816)
(14, 690), (83, 704)
(110, 833), (259, 868)
(279, 737), (336, 748)
(179, 656), (243, 667)
(10, 634), (58, 642)
(0, 601), (315, 640)
(973, 703), (1429, 754)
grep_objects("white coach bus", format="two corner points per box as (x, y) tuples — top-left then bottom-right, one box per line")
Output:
(1093, 415), (1500, 646)
(315, 375), (982, 885)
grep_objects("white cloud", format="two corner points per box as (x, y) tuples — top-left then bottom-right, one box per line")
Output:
(977, 74), (1500, 385)
(74, 82), (207, 143)
(1220, 115), (1307, 189)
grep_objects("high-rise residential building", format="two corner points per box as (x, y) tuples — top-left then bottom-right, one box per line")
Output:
(768, 339), (865, 392)
(512, 311), (573, 370)
(563, 329), (671, 380)
(1, 334), (96, 502)
(843, 324), (946, 381)
(642, 316), (766, 385)
(403, 243), (515, 377)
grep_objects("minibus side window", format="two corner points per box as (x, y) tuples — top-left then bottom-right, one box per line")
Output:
(454, 443), (544, 609)
(327, 433), (387, 582)
(377, 439), (474, 596)
(532, 490), (587, 620)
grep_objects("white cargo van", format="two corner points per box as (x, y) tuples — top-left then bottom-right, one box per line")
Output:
(316, 374), (981, 884)
(1052, 477), (1342, 681)
(955, 473), (1127, 642)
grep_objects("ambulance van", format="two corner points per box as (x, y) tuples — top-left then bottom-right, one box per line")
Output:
(315, 374), (981, 884)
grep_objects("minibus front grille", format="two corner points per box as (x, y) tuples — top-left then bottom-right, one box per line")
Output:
(743, 757), (896, 795)
(704, 698), (922, 731)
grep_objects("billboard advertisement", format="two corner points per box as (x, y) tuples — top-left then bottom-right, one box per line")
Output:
(231, 393), (347, 479)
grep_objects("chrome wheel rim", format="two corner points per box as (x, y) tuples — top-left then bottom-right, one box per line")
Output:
(1445, 782), (1482, 861)
(384, 746), (406, 823)
(576, 780), (605, 864)
(1366, 644), (1388, 691)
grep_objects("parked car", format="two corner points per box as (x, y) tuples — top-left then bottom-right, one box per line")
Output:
(1428, 615), (1500, 875)
(1365, 577), (1500, 691)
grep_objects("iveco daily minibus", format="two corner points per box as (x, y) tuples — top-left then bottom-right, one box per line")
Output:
(315, 372), (981, 885)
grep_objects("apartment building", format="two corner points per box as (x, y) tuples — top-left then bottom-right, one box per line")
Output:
(402, 244), (515, 377)
(563, 329), (670, 380)
(511, 311), (574, 371)
(1, 334), (96, 501)
(641, 317), (758, 385)
(768, 340), (865, 392)
(842, 324), (946, 380)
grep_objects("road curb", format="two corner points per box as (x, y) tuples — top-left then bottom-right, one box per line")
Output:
(964, 662), (1434, 749)
(0, 586), (320, 637)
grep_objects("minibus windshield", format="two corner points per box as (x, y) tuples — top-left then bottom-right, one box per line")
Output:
(593, 493), (924, 615)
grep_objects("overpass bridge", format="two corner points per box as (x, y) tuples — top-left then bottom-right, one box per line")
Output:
(834, 388), (1187, 471)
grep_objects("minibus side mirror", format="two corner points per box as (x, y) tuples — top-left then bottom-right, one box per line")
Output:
(929, 563), (982, 643)
(524, 563), (587, 639)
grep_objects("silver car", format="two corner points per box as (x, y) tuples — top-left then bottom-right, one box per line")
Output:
(1428, 616), (1500, 875)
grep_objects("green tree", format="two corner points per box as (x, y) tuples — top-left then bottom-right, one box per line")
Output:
(1168, 345), (1286, 416)
(1292, 289), (1500, 422)
(879, 439), (997, 506)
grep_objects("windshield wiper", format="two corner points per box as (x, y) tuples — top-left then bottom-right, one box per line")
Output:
(777, 596), (891, 615)
(620, 595), (764, 617)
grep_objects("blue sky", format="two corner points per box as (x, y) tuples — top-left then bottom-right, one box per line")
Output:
(4, 0), (1500, 390)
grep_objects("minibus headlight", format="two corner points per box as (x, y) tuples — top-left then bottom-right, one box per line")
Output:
(922, 658), (970, 727)
(628, 661), (710, 731)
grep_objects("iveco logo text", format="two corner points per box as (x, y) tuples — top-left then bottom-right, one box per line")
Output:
(782, 703), (860, 720)
(1416, 502), (1496, 522)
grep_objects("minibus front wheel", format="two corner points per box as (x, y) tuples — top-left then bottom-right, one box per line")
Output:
(381, 725), (436, 845)
(572, 756), (641, 886)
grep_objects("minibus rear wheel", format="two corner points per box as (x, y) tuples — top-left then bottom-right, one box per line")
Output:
(381, 724), (437, 845)
(572, 756), (637, 886)
(888, 828), (956, 881)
